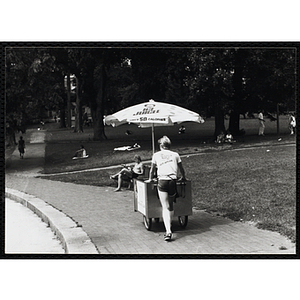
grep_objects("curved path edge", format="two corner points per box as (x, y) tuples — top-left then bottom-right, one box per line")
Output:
(5, 188), (99, 254)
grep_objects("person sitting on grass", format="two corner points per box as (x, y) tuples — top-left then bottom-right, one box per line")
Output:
(224, 131), (234, 144)
(110, 155), (144, 192)
(216, 131), (225, 143)
(73, 145), (87, 158)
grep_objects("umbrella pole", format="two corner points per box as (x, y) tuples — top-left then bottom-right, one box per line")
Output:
(151, 123), (155, 155)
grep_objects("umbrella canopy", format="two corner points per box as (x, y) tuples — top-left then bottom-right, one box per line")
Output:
(104, 99), (205, 153)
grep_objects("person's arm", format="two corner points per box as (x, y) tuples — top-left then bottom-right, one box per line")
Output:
(147, 163), (156, 182)
(178, 162), (186, 181)
(138, 163), (144, 174)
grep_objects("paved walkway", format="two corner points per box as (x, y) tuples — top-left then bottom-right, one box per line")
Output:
(5, 129), (296, 255)
(5, 198), (64, 254)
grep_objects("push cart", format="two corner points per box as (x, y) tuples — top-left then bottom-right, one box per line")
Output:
(133, 178), (192, 230)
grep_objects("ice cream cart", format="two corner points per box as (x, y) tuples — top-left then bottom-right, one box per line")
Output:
(133, 178), (192, 230)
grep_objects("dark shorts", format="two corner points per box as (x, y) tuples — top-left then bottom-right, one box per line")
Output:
(158, 179), (177, 197)
(132, 172), (139, 179)
(158, 179), (178, 211)
(122, 170), (138, 180)
(18, 147), (25, 154)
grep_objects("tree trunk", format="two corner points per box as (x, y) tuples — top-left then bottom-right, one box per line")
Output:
(276, 103), (280, 135)
(228, 49), (243, 136)
(59, 100), (66, 128)
(66, 73), (72, 127)
(92, 109), (106, 140)
(92, 63), (107, 140)
(6, 125), (17, 147)
(74, 76), (83, 133)
(228, 111), (240, 135)
(214, 105), (226, 137)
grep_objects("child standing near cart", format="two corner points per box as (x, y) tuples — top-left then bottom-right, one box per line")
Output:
(146, 136), (186, 242)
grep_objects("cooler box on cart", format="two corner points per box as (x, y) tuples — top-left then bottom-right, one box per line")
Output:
(133, 178), (192, 230)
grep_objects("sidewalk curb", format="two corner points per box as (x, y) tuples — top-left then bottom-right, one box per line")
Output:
(5, 188), (99, 254)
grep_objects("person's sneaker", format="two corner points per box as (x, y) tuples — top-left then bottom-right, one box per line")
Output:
(164, 233), (172, 242)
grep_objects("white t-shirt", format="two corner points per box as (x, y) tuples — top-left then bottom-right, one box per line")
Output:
(152, 149), (181, 180)
(290, 116), (296, 127)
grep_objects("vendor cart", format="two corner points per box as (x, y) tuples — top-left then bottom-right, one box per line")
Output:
(133, 178), (192, 230)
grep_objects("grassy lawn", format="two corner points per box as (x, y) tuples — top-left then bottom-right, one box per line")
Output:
(187, 145), (296, 242)
(40, 116), (296, 242)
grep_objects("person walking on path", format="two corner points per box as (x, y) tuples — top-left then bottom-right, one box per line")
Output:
(111, 155), (144, 192)
(146, 136), (186, 242)
(289, 113), (296, 135)
(18, 136), (25, 159)
(258, 111), (265, 136)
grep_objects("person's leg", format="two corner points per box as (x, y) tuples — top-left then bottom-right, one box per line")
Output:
(121, 168), (132, 177)
(111, 168), (124, 179)
(114, 174), (123, 191)
(158, 190), (173, 235)
(259, 125), (264, 135)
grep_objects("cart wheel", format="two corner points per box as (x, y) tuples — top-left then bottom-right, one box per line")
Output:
(143, 216), (152, 230)
(178, 216), (188, 228)
(155, 218), (160, 223)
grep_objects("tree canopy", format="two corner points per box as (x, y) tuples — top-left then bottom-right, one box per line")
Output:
(6, 46), (296, 140)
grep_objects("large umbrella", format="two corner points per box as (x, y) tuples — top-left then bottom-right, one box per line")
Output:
(104, 99), (205, 154)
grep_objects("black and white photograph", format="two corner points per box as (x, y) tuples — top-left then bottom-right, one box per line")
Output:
(1, 2), (299, 299)
(3, 43), (297, 256)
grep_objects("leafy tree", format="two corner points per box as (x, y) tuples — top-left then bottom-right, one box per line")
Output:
(6, 46), (296, 143)
(104, 56), (138, 114)
(186, 48), (234, 136)
(228, 48), (246, 135)
(28, 48), (68, 128)
(6, 47), (35, 130)
(77, 48), (123, 140)
(186, 47), (296, 136)
(243, 48), (296, 114)
(129, 48), (169, 102)
(164, 48), (192, 106)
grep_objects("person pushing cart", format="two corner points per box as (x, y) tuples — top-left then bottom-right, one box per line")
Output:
(145, 136), (186, 242)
